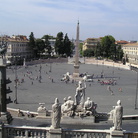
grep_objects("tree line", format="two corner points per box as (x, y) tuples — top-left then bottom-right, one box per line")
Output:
(29, 32), (123, 61)
(82, 35), (123, 61)
(29, 32), (74, 58)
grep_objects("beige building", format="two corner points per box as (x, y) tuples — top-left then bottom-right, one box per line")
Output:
(83, 37), (102, 51)
(122, 42), (138, 65)
(2, 35), (32, 63)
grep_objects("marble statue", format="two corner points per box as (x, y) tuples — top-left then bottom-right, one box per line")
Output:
(61, 97), (67, 114)
(0, 40), (7, 57)
(112, 100), (123, 131)
(75, 81), (86, 106)
(61, 96), (75, 117)
(61, 72), (70, 82)
(84, 97), (97, 115)
(37, 103), (47, 116)
(51, 98), (61, 129)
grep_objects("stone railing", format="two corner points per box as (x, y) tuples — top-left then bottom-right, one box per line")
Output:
(124, 132), (138, 138)
(62, 129), (110, 138)
(3, 125), (50, 138)
(0, 124), (138, 138)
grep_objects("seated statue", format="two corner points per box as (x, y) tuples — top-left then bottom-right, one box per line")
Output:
(84, 97), (97, 116)
(61, 96), (75, 117)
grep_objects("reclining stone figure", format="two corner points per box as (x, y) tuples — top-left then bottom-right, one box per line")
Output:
(61, 96), (75, 117)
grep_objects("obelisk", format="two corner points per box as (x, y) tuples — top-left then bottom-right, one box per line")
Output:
(73, 21), (80, 78)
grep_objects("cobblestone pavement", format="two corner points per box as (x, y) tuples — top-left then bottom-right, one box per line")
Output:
(7, 58), (138, 116)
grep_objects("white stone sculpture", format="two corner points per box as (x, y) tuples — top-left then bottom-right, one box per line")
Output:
(112, 100), (123, 131)
(75, 81), (86, 106)
(61, 97), (67, 114)
(61, 72), (70, 82)
(61, 96), (75, 117)
(83, 97), (97, 115)
(37, 103), (47, 116)
(51, 98), (61, 129)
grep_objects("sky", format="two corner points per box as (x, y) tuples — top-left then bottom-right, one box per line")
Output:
(0, 0), (138, 41)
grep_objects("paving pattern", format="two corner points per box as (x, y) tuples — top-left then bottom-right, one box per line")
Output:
(6, 59), (138, 116)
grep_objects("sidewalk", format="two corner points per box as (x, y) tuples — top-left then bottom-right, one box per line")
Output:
(85, 58), (130, 70)
(68, 57), (130, 70)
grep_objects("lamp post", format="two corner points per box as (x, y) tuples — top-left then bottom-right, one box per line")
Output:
(135, 71), (138, 109)
(39, 64), (42, 83)
(102, 59), (104, 73)
(14, 56), (18, 104)
(49, 58), (52, 72)
(112, 62), (114, 78)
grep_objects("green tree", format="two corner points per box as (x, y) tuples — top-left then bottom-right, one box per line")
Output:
(29, 32), (36, 58)
(64, 33), (72, 57)
(116, 45), (124, 60)
(101, 35), (115, 58)
(95, 42), (102, 57)
(83, 49), (94, 57)
(35, 39), (45, 58)
(55, 32), (64, 56)
(42, 35), (52, 56)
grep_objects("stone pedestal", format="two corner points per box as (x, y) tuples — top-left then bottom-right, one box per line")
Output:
(49, 128), (62, 138)
(73, 65), (79, 77)
(110, 129), (124, 138)
(61, 116), (95, 125)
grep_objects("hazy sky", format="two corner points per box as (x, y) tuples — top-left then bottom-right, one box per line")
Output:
(1, 0), (138, 41)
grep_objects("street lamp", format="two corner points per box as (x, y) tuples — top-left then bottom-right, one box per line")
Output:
(112, 62), (114, 78)
(14, 56), (18, 104)
(102, 59), (104, 73)
(135, 71), (138, 109)
(49, 58), (52, 72)
(39, 64), (42, 83)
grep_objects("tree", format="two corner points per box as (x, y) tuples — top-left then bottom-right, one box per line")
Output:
(83, 49), (94, 57)
(101, 35), (115, 58)
(116, 45), (124, 60)
(29, 32), (36, 58)
(95, 42), (102, 58)
(55, 32), (64, 56)
(64, 33), (72, 57)
(35, 39), (45, 58)
(42, 35), (52, 56)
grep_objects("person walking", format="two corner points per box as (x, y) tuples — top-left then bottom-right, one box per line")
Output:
(107, 85), (114, 95)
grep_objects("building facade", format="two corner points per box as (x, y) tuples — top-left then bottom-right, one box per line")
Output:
(122, 42), (138, 65)
(82, 37), (102, 51)
(4, 35), (32, 63)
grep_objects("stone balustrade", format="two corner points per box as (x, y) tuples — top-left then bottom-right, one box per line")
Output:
(0, 124), (137, 138)
(3, 125), (50, 138)
(62, 129), (110, 138)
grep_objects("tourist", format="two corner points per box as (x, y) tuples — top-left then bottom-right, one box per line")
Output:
(107, 85), (114, 95)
